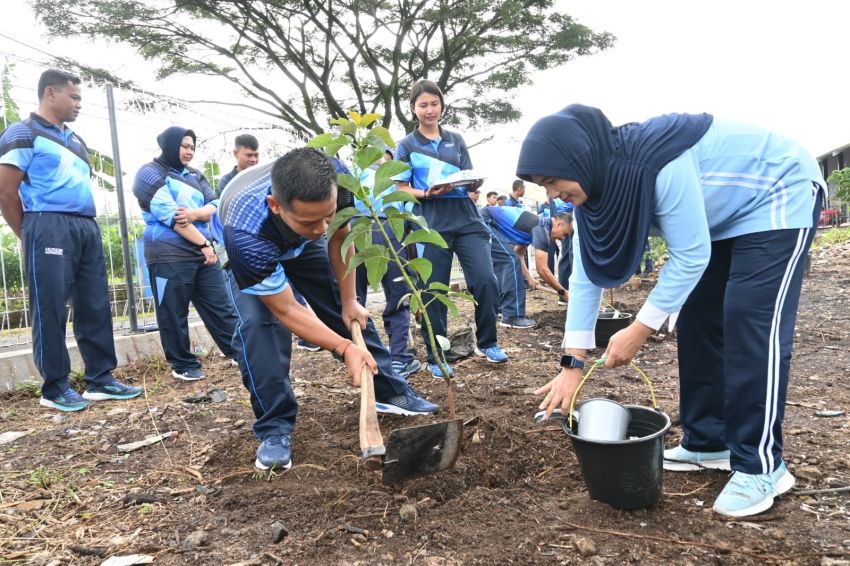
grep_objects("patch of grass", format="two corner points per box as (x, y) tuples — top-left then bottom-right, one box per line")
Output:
(28, 465), (63, 489)
(812, 226), (850, 250)
(138, 502), (154, 515)
(15, 380), (41, 398)
(141, 354), (170, 373)
(252, 468), (280, 482)
(69, 368), (86, 390)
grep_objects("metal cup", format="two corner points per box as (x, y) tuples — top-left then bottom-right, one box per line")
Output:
(573, 398), (631, 442)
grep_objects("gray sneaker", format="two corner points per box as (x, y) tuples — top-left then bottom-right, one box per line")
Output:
(172, 368), (206, 381)
(499, 316), (536, 329)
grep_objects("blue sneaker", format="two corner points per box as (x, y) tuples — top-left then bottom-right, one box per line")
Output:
(255, 434), (293, 471)
(712, 463), (795, 517)
(82, 380), (142, 401)
(376, 387), (438, 416)
(663, 445), (731, 471)
(392, 359), (422, 379)
(428, 362), (454, 379)
(39, 389), (90, 412)
(474, 345), (508, 363)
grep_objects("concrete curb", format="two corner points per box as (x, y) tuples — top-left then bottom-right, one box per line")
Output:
(0, 281), (463, 392)
(0, 321), (218, 392)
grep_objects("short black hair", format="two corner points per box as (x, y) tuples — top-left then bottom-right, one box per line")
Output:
(486, 191), (498, 198)
(496, 195), (507, 202)
(554, 212), (573, 225)
(512, 179), (525, 192)
(270, 147), (336, 210)
(38, 69), (81, 101)
(234, 134), (259, 151)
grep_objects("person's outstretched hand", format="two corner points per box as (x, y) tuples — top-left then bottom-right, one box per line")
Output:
(535, 368), (582, 420)
(602, 321), (654, 367)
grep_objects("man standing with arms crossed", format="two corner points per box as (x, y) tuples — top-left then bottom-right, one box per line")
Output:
(0, 69), (141, 411)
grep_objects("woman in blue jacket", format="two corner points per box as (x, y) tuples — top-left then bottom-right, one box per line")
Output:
(517, 104), (824, 518)
(395, 80), (507, 377)
(133, 127), (238, 381)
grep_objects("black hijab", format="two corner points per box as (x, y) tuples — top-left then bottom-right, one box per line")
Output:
(516, 104), (712, 288)
(156, 126), (195, 171)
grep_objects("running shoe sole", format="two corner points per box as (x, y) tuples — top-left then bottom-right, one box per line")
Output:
(712, 470), (795, 518)
(375, 402), (434, 417)
(254, 459), (293, 472)
(172, 371), (206, 381)
(473, 347), (508, 363)
(663, 458), (731, 472)
(498, 321), (536, 329)
(39, 397), (90, 412)
(82, 391), (141, 401)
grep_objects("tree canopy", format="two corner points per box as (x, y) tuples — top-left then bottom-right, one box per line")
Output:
(34, 0), (614, 137)
(1, 63), (22, 128)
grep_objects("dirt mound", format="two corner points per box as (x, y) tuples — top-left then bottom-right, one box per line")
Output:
(2, 251), (850, 564)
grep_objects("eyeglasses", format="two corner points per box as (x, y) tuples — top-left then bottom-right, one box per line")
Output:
(180, 143), (196, 151)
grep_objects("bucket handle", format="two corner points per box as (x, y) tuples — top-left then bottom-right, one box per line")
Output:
(568, 358), (657, 431)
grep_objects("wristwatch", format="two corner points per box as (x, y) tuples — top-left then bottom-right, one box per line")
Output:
(560, 354), (585, 370)
(199, 239), (212, 249)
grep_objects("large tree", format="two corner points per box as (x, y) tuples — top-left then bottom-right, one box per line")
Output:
(34, 0), (614, 136)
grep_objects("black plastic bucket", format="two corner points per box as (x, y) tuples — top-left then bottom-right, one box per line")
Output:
(564, 405), (671, 509)
(595, 312), (632, 349)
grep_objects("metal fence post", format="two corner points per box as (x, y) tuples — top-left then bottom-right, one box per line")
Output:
(106, 84), (138, 332)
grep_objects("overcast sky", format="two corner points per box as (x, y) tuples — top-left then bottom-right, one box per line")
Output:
(2, 1), (848, 200)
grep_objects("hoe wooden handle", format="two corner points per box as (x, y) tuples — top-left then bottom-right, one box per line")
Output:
(351, 322), (385, 470)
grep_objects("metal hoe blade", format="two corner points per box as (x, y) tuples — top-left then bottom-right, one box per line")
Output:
(381, 419), (464, 484)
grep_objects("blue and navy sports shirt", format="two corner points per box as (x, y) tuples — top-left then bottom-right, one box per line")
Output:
(479, 205), (537, 245)
(211, 156), (353, 295)
(0, 113), (96, 217)
(354, 165), (412, 218)
(531, 223), (551, 251)
(505, 195), (523, 208)
(217, 166), (239, 197)
(540, 197), (574, 218)
(132, 158), (219, 264)
(393, 127), (473, 198)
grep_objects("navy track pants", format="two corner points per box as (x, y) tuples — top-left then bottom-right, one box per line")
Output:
(226, 237), (409, 440)
(22, 212), (117, 398)
(149, 261), (238, 372)
(676, 195), (821, 474)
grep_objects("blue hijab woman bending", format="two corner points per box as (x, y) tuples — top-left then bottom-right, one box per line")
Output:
(517, 104), (825, 518)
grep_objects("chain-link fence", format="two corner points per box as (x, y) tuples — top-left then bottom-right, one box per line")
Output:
(0, 56), (302, 349)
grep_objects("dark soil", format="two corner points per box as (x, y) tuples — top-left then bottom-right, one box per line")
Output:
(2, 242), (850, 565)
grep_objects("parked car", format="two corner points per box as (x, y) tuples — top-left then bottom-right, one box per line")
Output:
(820, 208), (840, 226)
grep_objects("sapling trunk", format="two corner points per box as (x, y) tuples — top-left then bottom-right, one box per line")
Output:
(310, 113), (465, 421)
(368, 208), (458, 419)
